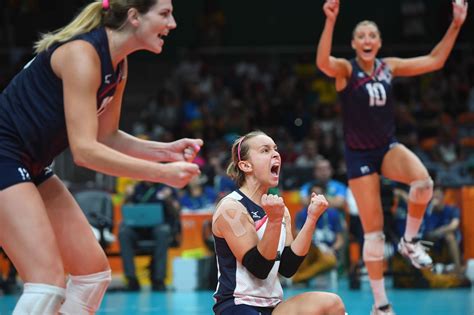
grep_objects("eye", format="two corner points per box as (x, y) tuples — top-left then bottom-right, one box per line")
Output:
(160, 10), (171, 17)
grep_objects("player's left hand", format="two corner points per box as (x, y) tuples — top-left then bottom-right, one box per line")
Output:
(168, 138), (203, 162)
(452, 0), (468, 28)
(307, 193), (329, 222)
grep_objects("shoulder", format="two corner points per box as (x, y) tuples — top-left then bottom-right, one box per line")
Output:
(212, 196), (251, 237)
(50, 40), (101, 81)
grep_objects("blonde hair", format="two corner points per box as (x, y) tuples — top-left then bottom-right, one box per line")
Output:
(34, 0), (157, 53)
(352, 20), (381, 39)
(226, 131), (267, 187)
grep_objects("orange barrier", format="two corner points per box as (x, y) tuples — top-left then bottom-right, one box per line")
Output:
(461, 186), (474, 260)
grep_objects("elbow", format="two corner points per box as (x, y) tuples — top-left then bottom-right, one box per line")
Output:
(241, 246), (275, 280)
(316, 58), (326, 72)
(252, 270), (271, 280)
(433, 61), (445, 71)
(279, 269), (297, 279)
(70, 142), (98, 168)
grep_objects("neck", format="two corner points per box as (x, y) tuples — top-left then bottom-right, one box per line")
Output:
(106, 27), (138, 67)
(240, 182), (269, 206)
(356, 56), (376, 74)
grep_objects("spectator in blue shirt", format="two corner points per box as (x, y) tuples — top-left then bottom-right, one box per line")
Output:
(293, 182), (344, 283)
(300, 159), (347, 212)
(180, 176), (218, 211)
(422, 186), (463, 274)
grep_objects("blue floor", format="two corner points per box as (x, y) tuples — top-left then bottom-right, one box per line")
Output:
(1, 280), (472, 314)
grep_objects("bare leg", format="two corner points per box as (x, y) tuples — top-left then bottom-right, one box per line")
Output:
(273, 291), (345, 315)
(349, 174), (384, 280)
(445, 232), (462, 273)
(38, 176), (109, 275)
(0, 183), (65, 286)
(38, 176), (110, 314)
(381, 144), (430, 221)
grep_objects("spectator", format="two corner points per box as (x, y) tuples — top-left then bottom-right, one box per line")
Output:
(299, 158), (347, 211)
(119, 182), (181, 291)
(180, 176), (218, 212)
(422, 186), (463, 275)
(293, 182), (344, 284)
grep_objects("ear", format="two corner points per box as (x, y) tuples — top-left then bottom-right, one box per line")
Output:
(351, 39), (356, 50)
(127, 7), (140, 27)
(237, 161), (252, 173)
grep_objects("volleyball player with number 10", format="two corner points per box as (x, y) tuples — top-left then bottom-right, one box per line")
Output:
(315, 0), (468, 314)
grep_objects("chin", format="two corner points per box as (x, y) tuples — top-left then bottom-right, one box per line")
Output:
(147, 44), (163, 54)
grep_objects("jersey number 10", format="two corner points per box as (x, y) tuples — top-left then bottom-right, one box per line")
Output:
(366, 82), (387, 107)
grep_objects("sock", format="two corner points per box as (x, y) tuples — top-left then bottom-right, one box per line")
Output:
(369, 278), (388, 308)
(404, 215), (422, 242)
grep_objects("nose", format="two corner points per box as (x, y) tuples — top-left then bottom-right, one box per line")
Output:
(169, 14), (177, 29)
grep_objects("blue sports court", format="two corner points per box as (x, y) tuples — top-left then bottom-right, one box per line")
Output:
(0, 279), (472, 314)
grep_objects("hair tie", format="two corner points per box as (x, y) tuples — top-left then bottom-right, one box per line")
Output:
(237, 137), (245, 162)
(102, 0), (110, 10)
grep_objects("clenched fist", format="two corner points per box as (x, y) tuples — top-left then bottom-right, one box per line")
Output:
(261, 194), (285, 222)
(307, 193), (329, 222)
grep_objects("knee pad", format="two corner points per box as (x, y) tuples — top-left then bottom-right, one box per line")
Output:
(13, 283), (65, 315)
(363, 232), (385, 262)
(409, 178), (433, 204)
(59, 269), (111, 315)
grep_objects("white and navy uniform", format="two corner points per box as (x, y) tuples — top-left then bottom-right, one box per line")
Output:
(213, 190), (287, 315)
(0, 27), (124, 189)
(339, 58), (398, 179)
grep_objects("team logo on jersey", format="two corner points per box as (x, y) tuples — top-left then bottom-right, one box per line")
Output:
(251, 211), (261, 219)
(360, 165), (370, 175)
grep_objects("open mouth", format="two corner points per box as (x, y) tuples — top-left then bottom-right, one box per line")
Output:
(362, 48), (373, 54)
(270, 164), (280, 177)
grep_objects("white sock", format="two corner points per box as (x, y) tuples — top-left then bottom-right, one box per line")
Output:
(404, 215), (422, 242)
(369, 278), (388, 308)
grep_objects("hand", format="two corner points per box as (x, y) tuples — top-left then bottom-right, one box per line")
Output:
(307, 193), (329, 222)
(168, 138), (203, 162)
(323, 0), (340, 22)
(452, 0), (468, 28)
(261, 194), (285, 222)
(157, 161), (201, 188)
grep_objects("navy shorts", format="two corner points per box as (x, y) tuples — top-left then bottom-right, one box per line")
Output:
(219, 304), (274, 315)
(0, 156), (54, 190)
(344, 140), (399, 180)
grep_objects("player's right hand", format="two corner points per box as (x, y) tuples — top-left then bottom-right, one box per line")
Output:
(261, 194), (285, 222)
(323, 0), (340, 22)
(158, 161), (200, 188)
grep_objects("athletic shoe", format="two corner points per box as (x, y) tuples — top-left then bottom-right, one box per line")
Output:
(370, 304), (396, 315)
(397, 237), (433, 269)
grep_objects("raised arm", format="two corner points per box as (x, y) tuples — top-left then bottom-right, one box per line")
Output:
(316, 0), (351, 80)
(212, 194), (285, 279)
(385, 1), (468, 77)
(278, 193), (329, 277)
(52, 41), (200, 188)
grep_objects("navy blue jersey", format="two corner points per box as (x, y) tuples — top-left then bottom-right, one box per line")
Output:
(212, 190), (286, 314)
(0, 27), (124, 175)
(338, 58), (395, 150)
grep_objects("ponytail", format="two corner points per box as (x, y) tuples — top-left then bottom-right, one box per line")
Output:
(34, 2), (103, 53)
(34, 0), (157, 53)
